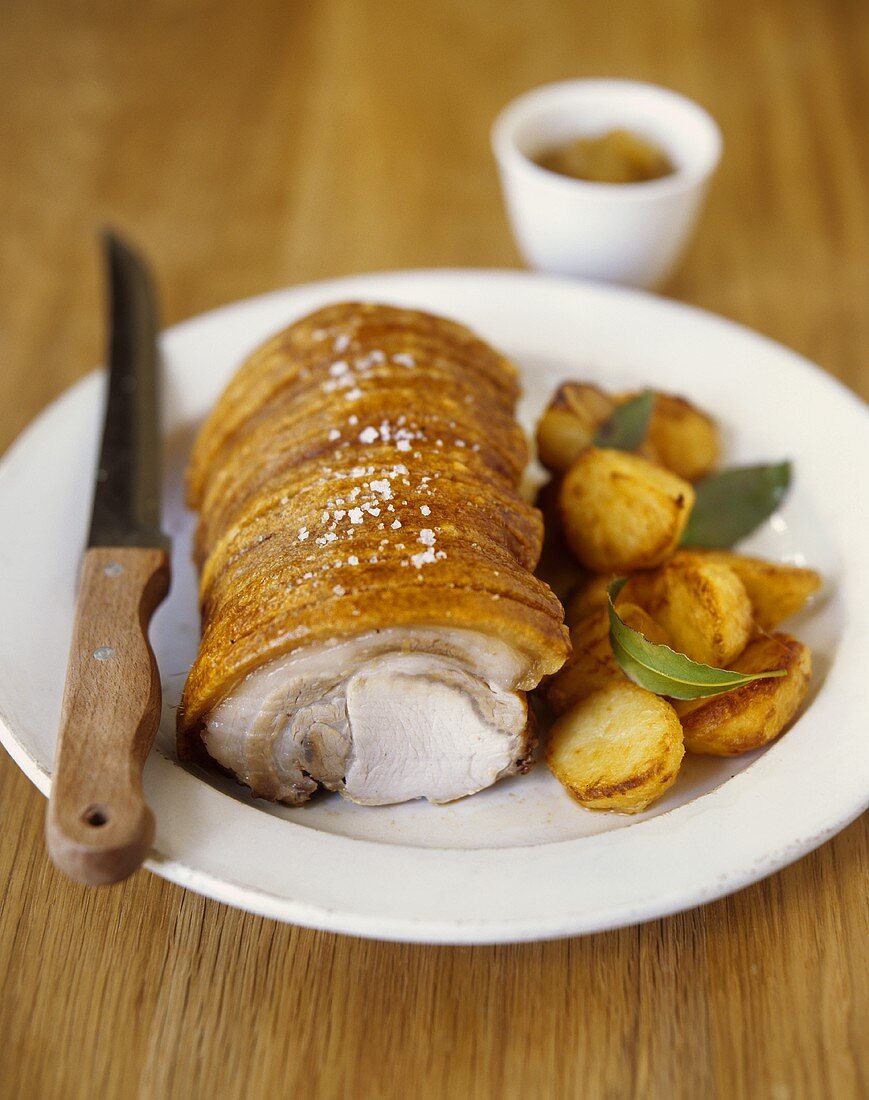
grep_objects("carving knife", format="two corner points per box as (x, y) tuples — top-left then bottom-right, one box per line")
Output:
(46, 231), (171, 885)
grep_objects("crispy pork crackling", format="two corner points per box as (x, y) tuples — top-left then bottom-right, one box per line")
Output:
(178, 302), (569, 805)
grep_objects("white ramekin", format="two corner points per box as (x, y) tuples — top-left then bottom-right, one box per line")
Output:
(491, 80), (723, 290)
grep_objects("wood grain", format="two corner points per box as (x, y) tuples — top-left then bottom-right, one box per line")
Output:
(47, 546), (170, 885)
(0, 0), (866, 1097)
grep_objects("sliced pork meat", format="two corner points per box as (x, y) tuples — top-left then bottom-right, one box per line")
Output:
(203, 628), (532, 805)
(178, 303), (569, 806)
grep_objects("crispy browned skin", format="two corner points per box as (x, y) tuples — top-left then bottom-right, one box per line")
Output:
(178, 302), (570, 755)
(187, 302), (524, 515)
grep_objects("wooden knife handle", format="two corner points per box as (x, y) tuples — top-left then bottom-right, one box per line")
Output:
(46, 546), (171, 885)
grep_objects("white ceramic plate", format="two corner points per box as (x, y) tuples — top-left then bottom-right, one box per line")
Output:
(2, 271), (867, 943)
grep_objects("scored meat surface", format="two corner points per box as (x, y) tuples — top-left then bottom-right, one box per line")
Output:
(178, 302), (569, 806)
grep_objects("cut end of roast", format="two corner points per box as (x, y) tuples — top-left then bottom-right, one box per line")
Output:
(202, 628), (534, 806)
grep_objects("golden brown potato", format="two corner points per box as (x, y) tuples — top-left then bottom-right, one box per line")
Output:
(692, 550), (822, 631)
(675, 633), (812, 755)
(542, 602), (671, 714)
(562, 573), (616, 629)
(534, 478), (587, 599)
(541, 609), (615, 713)
(616, 391), (720, 481)
(537, 382), (718, 481)
(535, 383), (615, 472)
(558, 448), (695, 573)
(624, 550), (753, 667)
(618, 603), (671, 647)
(546, 681), (684, 813)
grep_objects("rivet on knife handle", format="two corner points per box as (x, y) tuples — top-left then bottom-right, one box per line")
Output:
(46, 547), (170, 884)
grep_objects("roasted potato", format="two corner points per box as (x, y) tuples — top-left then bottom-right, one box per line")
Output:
(547, 680), (684, 813)
(541, 609), (615, 713)
(692, 550), (821, 631)
(624, 550), (753, 667)
(535, 383), (615, 472)
(542, 602), (671, 714)
(616, 391), (720, 481)
(537, 381), (719, 481)
(617, 602), (671, 647)
(675, 633), (812, 754)
(559, 447), (695, 573)
(534, 477), (586, 598)
(562, 573), (616, 629)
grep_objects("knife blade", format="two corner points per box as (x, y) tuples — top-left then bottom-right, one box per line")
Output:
(88, 232), (170, 552)
(46, 231), (171, 885)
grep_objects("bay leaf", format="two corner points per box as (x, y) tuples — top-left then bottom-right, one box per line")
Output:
(681, 461), (792, 548)
(607, 579), (786, 699)
(593, 389), (655, 451)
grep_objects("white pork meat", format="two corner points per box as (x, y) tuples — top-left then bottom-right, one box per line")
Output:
(203, 627), (534, 806)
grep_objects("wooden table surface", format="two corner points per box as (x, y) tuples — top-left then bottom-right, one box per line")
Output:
(1, 1), (867, 1097)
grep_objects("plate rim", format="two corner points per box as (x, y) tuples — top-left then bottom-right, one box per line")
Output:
(2, 267), (867, 943)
